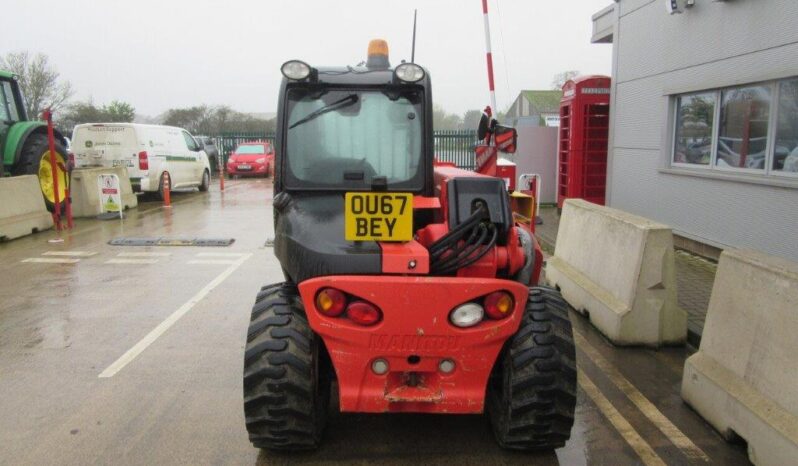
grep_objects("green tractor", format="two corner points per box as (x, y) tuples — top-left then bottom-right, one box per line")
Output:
(0, 70), (70, 210)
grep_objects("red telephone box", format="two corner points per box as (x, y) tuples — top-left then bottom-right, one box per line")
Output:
(557, 75), (611, 209)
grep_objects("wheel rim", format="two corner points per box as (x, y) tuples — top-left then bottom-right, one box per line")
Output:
(38, 151), (68, 204)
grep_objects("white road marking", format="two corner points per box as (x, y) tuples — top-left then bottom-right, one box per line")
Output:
(575, 332), (710, 462)
(187, 259), (238, 265)
(42, 251), (97, 257)
(579, 369), (667, 466)
(21, 257), (80, 264)
(99, 253), (252, 378)
(195, 252), (247, 258)
(105, 258), (160, 265)
(117, 252), (172, 258)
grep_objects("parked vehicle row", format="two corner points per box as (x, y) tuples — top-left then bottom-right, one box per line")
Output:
(72, 123), (211, 200)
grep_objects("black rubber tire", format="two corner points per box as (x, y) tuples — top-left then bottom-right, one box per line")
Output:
(157, 172), (170, 201)
(199, 169), (210, 192)
(488, 286), (577, 451)
(243, 282), (331, 451)
(12, 133), (69, 212)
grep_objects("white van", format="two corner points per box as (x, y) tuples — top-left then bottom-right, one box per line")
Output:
(72, 123), (211, 199)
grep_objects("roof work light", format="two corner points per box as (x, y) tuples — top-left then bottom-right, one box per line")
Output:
(281, 60), (313, 80)
(394, 63), (425, 83)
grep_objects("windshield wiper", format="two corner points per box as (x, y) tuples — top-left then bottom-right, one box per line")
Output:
(288, 94), (358, 129)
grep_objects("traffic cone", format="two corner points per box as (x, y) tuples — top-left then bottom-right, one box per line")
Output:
(163, 173), (171, 207)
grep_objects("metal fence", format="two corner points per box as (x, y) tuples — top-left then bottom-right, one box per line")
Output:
(211, 130), (478, 170)
(433, 130), (478, 170)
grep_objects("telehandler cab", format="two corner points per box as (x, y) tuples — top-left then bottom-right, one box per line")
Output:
(243, 40), (576, 451)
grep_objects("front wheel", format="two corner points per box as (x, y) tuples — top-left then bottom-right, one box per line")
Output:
(243, 282), (331, 451)
(488, 286), (577, 450)
(12, 133), (69, 212)
(199, 169), (210, 192)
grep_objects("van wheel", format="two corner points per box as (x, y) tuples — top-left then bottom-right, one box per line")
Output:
(488, 286), (576, 450)
(157, 172), (171, 201)
(243, 282), (331, 450)
(199, 169), (210, 192)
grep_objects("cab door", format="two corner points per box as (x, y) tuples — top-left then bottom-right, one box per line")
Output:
(181, 130), (202, 184)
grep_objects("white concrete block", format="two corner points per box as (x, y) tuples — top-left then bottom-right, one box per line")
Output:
(545, 199), (686, 346)
(0, 175), (53, 240)
(682, 249), (798, 466)
(70, 167), (137, 218)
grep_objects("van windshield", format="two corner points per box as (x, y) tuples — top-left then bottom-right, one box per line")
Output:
(284, 88), (424, 190)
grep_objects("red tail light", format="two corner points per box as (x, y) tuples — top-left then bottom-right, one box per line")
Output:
(138, 151), (149, 170)
(315, 288), (347, 317)
(346, 301), (382, 326)
(484, 291), (514, 320)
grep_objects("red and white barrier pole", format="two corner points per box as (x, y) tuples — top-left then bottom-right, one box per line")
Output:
(482, 0), (498, 121)
(43, 108), (62, 230)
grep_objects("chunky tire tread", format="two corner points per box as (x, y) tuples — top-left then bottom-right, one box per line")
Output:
(488, 286), (577, 451)
(243, 282), (330, 451)
(12, 133), (68, 212)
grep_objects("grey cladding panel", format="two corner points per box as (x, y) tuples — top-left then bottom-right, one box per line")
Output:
(610, 149), (798, 261)
(618, 0), (798, 83)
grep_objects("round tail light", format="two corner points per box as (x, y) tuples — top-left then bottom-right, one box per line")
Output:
(484, 291), (514, 320)
(315, 288), (347, 317)
(346, 301), (382, 326)
(450, 303), (485, 328)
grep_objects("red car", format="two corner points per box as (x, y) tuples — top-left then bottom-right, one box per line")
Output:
(226, 141), (274, 177)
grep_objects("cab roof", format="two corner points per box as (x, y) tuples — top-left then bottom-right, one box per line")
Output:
(291, 65), (430, 87)
(0, 70), (16, 80)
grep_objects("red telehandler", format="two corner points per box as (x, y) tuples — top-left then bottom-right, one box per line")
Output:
(242, 39), (576, 452)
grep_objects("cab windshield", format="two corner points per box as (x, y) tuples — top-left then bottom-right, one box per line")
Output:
(284, 88), (424, 190)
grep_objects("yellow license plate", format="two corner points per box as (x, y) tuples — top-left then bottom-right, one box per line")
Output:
(345, 192), (413, 242)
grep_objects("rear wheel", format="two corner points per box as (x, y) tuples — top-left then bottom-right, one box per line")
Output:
(243, 282), (331, 451)
(199, 169), (210, 192)
(488, 286), (577, 450)
(12, 133), (69, 212)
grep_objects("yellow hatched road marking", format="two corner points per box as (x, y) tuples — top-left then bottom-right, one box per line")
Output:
(42, 251), (97, 257)
(21, 257), (80, 264)
(579, 369), (667, 466)
(575, 331), (709, 462)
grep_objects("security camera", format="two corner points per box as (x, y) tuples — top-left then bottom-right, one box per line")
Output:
(666, 0), (682, 14)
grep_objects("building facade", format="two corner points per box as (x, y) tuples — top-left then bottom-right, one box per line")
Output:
(593, 0), (798, 261)
(506, 90), (562, 127)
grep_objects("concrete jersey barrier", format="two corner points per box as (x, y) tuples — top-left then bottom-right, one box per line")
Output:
(682, 249), (798, 466)
(70, 166), (138, 217)
(0, 175), (53, 240)
(545, 199), (686, 346)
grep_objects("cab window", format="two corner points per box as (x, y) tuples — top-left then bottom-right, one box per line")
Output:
(182, 131), (199, 151)
(1, 81), (20, 122)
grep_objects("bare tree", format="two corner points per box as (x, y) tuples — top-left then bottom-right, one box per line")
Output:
(551, 70), (580, 90)
(0, 51), (73, 119)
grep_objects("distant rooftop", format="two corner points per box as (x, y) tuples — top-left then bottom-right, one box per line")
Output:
(521, 90), (563, 113)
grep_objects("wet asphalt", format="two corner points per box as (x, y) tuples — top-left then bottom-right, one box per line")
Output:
(0, 178), (751, 465)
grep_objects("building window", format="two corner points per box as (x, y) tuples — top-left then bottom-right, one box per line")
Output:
(674, 92), (714, 166)
(774, 79), (798, 174)
(717, 85), (770, 171)
(672, 77), (798, 179)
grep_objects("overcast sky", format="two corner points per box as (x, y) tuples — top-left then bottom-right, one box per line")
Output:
(1, 0), (612, 118)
